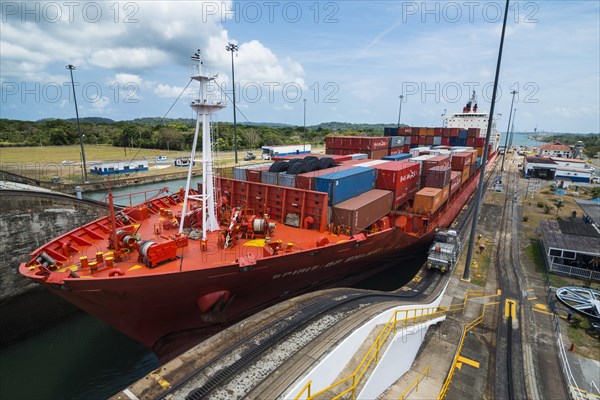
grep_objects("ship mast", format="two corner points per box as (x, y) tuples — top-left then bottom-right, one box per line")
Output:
(179, 50), (225, 241)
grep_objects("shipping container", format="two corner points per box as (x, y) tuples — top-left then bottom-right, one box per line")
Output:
(450, 171), (462, 194)
(461, 167), (470, 184)
(365, 149), (389, 159)
(425, 165), (451, 188)
(458, 130), (468, 139)
(467, 128), (480, 138)
(464, 149), (478, 163)
(451, 152), (472, 171)
(433, 136), (442, 146)
(389, 147), (404, 155)
(423, 155), (451, 174)
(378, 163), (421, 208)
(403, 136), (412, 145)
(359, 137), (390, 151)
(441, 137), (450, 146)
(413, 187), (444, 214)
(474, 137), (486, 147)
(278, 173), (296, 188)
(426, 136), (434, 145)
(354, 160), (390, 168)
(389, 136), (404, 148)
(326, 148), (335, 155)
(325, 136), (335, 149)
(233, 162), (273, 181)
(295, 165), (355, 191)
(449, 128), (459, 137)
(466, 137), (475, 146)
(449, 137), (459, 146)
(410, 127), (420, 136)
(442, 128), (451, 137)
(382, 153), (412, 161)
(332, 189), (393, 234)
(261, 171), (280, 185)
(384, 127), (399, 137)
(399, 127), (412, 135)
(441, 184), (450, 203)
(246, 165), (272, 182)
(350, 153), (368, 160)
(314, 166), (376, 205)
(434, 128), (443, 136)
(403, 144), (411, 153)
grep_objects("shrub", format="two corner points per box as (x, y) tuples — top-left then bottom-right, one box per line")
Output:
(523, 215), (529, 222)
(537, 202), (545, 208)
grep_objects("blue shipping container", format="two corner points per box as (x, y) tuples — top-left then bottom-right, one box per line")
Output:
(449, 137), (459, 146)
(382, 153), (412, 161)
(314, 166), (376, 205)
(384, 127), (398, 137)
(458, 130), (468, 139)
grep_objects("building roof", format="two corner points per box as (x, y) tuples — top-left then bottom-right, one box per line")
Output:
(550, 157), (586, 163)
(540, 219), (600, 256)
(525, 156), (557, 164)
(539, 141), (571, 151)
(576, 200), (600, 226)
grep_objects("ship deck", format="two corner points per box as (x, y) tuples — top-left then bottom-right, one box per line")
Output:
(21, 181), (351, 281)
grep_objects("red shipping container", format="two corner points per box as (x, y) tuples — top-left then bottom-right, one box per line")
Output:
(402, 144), (411, 153)
(410, 127), (419, 136)
(451, 153), (472, 171)
(361, 137), (390, 151)
(426, 136), (434, 145)
(425, 165), (451, 188)
(434, 128), (443, 136)
(441, 137), (450, 145)
(418, 136), (427, 145)
(326, 148), (335, 155)
(366, 149), (389, 159)
(372, 161), (420, 208)
(325, 136), (335, 149)
(246, 165), (271, 182)
(423, 155), (451, 176)
(341, 149), (352, 155)
(474, 137), (486, 147)
(389, 147), (404, 155)
(450, 171), (462, 194)
(449, 128), (459, 137)
(466, 137), (475, 146)
(399, 127), (412, 135)
(467, 128), (480, 138)
(441, 128), (451, 137)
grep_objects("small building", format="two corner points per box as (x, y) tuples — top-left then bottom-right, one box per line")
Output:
(174, 157), (195, 167)
(539, 200), (600, 281)
(524, 156), (557, 179)
(537, 141), (572, 158)
(90, 160), (149, 175)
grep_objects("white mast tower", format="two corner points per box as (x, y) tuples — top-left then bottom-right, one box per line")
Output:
(179, 50), (226, 241)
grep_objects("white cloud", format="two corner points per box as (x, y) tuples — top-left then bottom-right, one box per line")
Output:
(89, 48), (169, 70)
(153, 83), (185, 98)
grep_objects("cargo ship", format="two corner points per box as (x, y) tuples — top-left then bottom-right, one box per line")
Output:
(19, 56), (498, 356)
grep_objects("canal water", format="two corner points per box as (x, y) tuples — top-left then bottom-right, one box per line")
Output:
(1, 173), (425, 399)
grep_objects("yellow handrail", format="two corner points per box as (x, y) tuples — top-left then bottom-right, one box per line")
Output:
(295, 291), (494, 400)
(399, 365), (431, 400)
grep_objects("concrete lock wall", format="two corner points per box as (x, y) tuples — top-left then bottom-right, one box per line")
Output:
(0, 190), (106, 344)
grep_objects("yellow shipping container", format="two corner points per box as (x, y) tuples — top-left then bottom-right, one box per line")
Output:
(461, 167), (470, 184)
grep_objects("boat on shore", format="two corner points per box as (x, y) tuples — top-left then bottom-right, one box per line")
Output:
(19, 55), (498, 358)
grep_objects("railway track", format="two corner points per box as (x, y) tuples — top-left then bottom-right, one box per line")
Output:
(493, 163), (528, 400)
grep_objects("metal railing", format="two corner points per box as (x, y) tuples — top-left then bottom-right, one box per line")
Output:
(549, 263), (600, 281)
(294, 290), (485, 400)
(399, 366), (431, 400)
(437, 300), (499, 400)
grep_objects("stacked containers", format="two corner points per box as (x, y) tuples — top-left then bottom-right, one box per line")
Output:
(314, 166), (376, 205)
(382, 153), (411, 161)
(422, 155), (451, 187)
(246, 165), (272, 182)
(332, 189), (393, 234)
(372, 161), (420, 208)
(425, 165), (451, 189)
(296, 165), (354, 191)
(413, 187), (444, 215)
(451, 152), (472, 184)
(450, 171), (462, 195)
(389, 136), (404, 148)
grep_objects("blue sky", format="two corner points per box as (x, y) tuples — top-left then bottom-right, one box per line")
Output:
(1, 1), (599, 133)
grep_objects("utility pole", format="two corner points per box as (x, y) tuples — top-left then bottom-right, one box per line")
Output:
(397, 95), (404, 127)
(226, 42), (239, 164)
(66, 64), (88, 182)
(303, 98), (307, 152)
(462, 0), (511, 282)
(500, 90), (517, 172)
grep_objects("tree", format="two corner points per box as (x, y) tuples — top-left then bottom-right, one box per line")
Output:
(554, 198), (565, 218)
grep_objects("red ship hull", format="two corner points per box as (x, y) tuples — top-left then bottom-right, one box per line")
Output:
(23, 168), (481, 354)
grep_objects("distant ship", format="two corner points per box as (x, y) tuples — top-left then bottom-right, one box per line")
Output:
(20, 56), (498, 357)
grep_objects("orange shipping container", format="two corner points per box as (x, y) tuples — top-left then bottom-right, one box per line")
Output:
(464, 149), (478, 163)
(413, 187), (443, 215)
(461, 167), (470, 183)
(441, 184), (450, 203)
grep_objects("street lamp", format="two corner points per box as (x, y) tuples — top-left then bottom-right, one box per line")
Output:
(397, 95), (404, 128)
(303, 99), (307, 152)
(66, 64), (88, 182)
(226, 42), (239, 163)
(500, 89), (517, 172)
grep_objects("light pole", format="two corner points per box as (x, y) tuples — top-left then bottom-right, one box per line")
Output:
(226, 42), (239, 163)
(462, 0), (511, 282)
(66, 64), (88, 182)
(508, 108), (517, 149)
(500, 90), (517, 172)
(397, 95), (404, 128)
(303, 99), (307, 152)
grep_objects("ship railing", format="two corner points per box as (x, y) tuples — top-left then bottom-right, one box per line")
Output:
(549, 262), (600, 282)
(294, 291), (489, 400)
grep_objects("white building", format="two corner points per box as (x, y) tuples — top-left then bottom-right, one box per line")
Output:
(538, 141), (573, 158)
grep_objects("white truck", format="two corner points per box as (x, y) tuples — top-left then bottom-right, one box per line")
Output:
(261, 145), (311, 160)
(427, 229), (461, 273)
